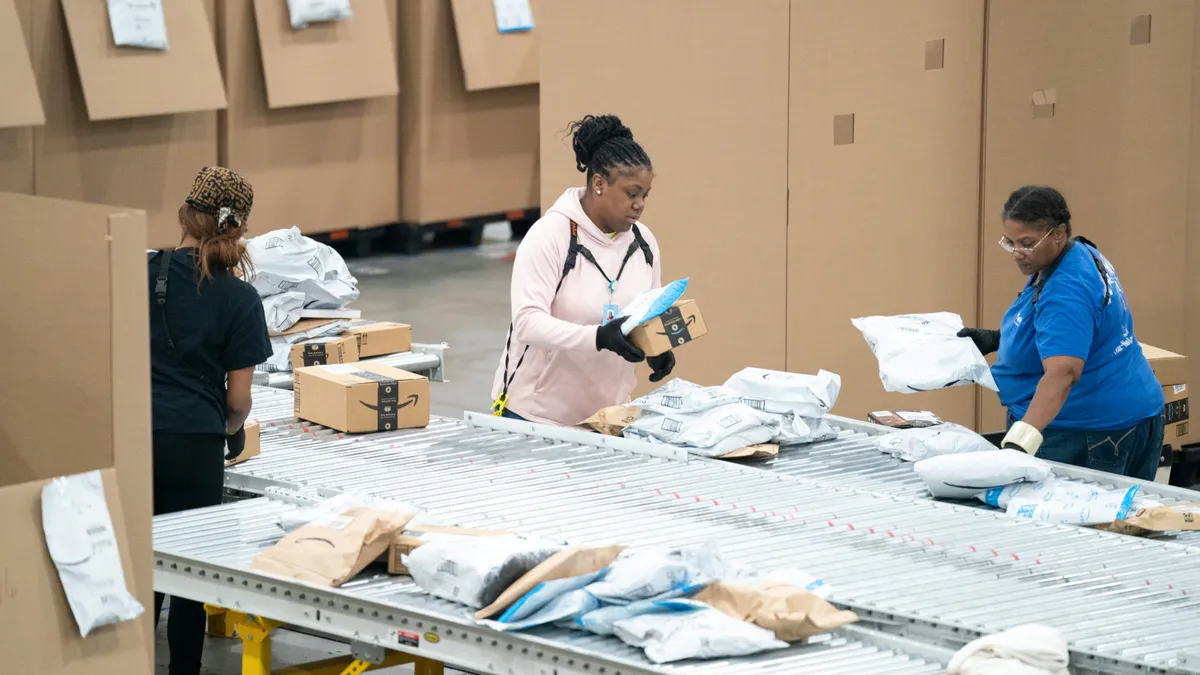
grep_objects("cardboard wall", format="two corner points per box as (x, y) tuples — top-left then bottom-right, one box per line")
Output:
(0, 0), (36, 194)
(0, 0), (43, 129)
(399, 0), (539, 225)
(980, 0), (1195, 431)
(540, 0), (791, 389)
(1189, 9), (1200, 413)
(0, 192), (152, 673)
(218, 0), (400, 235)
(787, 0), (985, 426)
(30, 0), (221, 249)
(449, 0), (539, 91)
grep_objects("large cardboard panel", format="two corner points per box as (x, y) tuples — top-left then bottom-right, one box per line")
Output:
(0, 0), (44, 128)
(0, 470), (151, 674)
(539, 0), (790, 390)
(0, 192), (152, 666)
(219, 1), (399, 235)
(0, 0), (34, 194)
(981, 0), (1194, 431)
(788, 0), (985, 426)
(398, 0), (539, 225)
(1189, 10), (1200, 415)
(252, 0), (399, 109)
(60, 0), (226, 120)
(449, 0), (539, 91)
(31, 0), (220, 248)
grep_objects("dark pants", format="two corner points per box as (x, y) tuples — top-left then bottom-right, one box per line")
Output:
(152, 432), (226, 675)
(1007, 412), (1164, 481)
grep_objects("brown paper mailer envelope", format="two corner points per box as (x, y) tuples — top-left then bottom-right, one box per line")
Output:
(388, 526), (511, 574)
(718, 444), (779, 460)
(0, 0), (45, 128)
(449, 0), (540, 91)
(270, 318), (341, 338)
(252, 0), (399, 109)
(1119, 503), (1200, 532)
(580, 406), (642, 436)
(474, 545), (625, 620)
(60, 0), (227, 121)
(252, 507), (412, 587)
(695, 581), (858, 643)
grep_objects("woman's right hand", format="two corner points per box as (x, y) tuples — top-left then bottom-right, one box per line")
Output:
(957, 327), (1001, 356)
(596, 317), (646, 363)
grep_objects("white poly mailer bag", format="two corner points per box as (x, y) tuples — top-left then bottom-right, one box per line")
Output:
(614, 607), (788, 664)
(107, 0), (169, 50)
(852, 313), (998, 393)
(278, 491), (421, 534)
(246, 227), (359, 307)
(574, 595), (708, 636)
(875, 423), (996, 462)
(773, 415), (839, 445)
(630, 380), (741, 415)
(948, 624), (1071, 675)
(724, 368), (842, 418)
(262, 292), (307, 333)
(258, 320), (351, 373)
(42, 471), (145, 637)
(619, 279), (689, 335)
(996, 480), (1141, 526)
(287, 0), (352, 29)
(405, 535), (563, 609)
(914, 450), (1052, 499)
(623, 402), (779, 452)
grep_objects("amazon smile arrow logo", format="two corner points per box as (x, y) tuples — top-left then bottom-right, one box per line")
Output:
(655, 315), (697, 337)
(360, 394), (421, 413)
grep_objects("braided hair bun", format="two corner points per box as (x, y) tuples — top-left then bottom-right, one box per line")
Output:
(566, 114), (652, 181)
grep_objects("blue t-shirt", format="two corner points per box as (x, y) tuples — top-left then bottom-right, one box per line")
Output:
(992, 241), (1162, 431)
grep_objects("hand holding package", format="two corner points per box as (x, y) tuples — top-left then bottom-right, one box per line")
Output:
(246, 227), (359, 308)
(914, 450), (1052, 499)
(852, 313), (998, 393)
(876, 423), (995, 462)
(619, 279), (688, 335)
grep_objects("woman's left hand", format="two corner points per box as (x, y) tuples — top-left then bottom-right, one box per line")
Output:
(647, 351), (676, 383)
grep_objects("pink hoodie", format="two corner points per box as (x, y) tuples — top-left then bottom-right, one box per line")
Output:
(492, 188), (662, 426)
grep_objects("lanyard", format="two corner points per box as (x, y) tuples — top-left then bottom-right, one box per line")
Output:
(576, 239), (642, 298)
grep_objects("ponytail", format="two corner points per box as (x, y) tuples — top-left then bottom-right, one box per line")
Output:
(178, 205), (253, 280)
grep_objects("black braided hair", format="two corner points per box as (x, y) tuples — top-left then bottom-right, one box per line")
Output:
(1003, 186), (1073, 237)
(566, 114), (652, 184)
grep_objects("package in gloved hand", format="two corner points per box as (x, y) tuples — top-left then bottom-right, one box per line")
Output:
(405, 535), (563, 609)
(914, 450), (1052, 499)
(852, 313), (998, 393)
(619, 279), (689, 335)
(876, 423), (995, 462)
(613, 606), (789, 664)
(723, 368), (842, 417)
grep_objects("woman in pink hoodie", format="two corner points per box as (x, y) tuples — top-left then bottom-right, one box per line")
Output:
(492, 114), (673, 426)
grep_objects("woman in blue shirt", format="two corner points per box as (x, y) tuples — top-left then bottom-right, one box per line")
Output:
(959, 186), (1164, 479)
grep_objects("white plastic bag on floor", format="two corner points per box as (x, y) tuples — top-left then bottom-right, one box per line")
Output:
(723, 368), (842, 417)
(852, 313), (998, 393)
(948, 624), (1070, 675)
(286, 0), (352, 29)
(623, 402), (779, 455)
(914, 450), (1052, 499)
(876, 423), (995, 462)
(42, 471), (145, 637)
(630, 380), (741, 415)
(620, 278), (689, 335)
(405, 535), (562, 609)
(614, 606), (788, 664)
(997, 480), (1141, 526)
(246, 227), (359, 307)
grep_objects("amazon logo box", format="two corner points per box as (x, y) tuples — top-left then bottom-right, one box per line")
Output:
(629, 299), (709, 358)
(294, 363), (430, 433)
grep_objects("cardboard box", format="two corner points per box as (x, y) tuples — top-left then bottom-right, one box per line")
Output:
(290, 335), (360, 370)
(294, 362), (430, 433)
(628, 300), (708, 357)
(343, 320), (413, 358)
(0, 0), (43, 129)
(1163, 384), (1192, 446)
(387, 526), (511, 574)
(448, 0), (539, 91)
(226, 422), (261, 467)
(1143, 344), (1188, 387)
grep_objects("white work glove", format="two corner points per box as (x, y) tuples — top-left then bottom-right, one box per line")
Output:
(1002, 421), (1043, 456)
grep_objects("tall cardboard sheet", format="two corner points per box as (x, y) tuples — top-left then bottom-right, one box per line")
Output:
(220, 1), (399, 235)
(540, 0), (790, 391)
(31, 0), (220, 248)
(252, 0), (399, 109)
(449, 0), (539, 91)
(0, 0), (35, 194)
(1188, 11), (1200, 411)
(787, 0), (985, 427)
(60, 0), (227, 121)
(0, 192), (152, 671)
(0, 0), (44, 128)
(398, 0), (539, 225)
(980, 0), (1194, 431)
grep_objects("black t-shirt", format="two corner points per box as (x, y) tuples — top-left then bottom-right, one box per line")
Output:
(148, 249), (272, 435)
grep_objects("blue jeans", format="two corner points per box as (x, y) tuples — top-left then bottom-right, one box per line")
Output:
(1007, 411), (1164, 481)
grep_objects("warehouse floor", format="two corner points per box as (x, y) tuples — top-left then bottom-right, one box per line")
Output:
(154, 224), (516, 674)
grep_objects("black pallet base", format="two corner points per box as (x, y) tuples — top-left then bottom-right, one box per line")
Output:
(310, 225), (389, 258)
(310, 208), (539, 257)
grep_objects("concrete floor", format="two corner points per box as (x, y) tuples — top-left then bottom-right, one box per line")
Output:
(155, 225), (515, 674)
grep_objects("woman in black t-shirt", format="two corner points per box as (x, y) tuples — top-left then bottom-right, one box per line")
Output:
(148, 166), (271, 675)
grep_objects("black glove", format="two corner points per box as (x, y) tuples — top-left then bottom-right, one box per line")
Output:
(596, 316), (645, 363)
(957, 327), (1001, 356)
(225, 426), (246, 462)
(647, 351), (676, 383)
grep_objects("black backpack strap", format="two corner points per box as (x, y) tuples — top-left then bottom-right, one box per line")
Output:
(632, 224), (654, 267)
(153, 249), (214, 387)
(556, 220), (582, 294)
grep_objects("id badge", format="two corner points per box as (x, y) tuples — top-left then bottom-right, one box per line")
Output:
(602, 303), (620, 326)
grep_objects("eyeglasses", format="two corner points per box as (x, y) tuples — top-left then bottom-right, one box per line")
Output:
(999, 229), (1053, 256)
